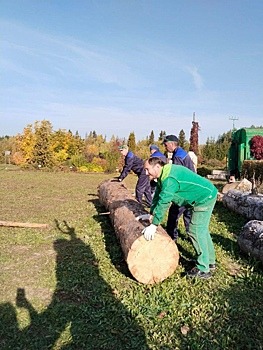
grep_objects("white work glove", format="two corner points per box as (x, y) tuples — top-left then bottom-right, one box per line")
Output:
(136, 214), (152, 221)
(142, 224), (157, 241)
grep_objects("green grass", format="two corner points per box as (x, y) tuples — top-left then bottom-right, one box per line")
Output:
(0, 169), (263, 349)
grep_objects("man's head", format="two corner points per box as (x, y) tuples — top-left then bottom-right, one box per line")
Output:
(118, 144), (129, 156)
(149, 144), (159, 155)
(162, 135), (179, 153)
(144, 157), (165, 180)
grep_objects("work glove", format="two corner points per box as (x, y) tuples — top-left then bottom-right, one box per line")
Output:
(142, 224), (157, 241)
(111, 177), (120, 182)
(135, 214), (152, 221)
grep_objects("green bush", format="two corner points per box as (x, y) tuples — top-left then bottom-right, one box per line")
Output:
(104, 151), (120, 173)
(70, 154), (87, 168)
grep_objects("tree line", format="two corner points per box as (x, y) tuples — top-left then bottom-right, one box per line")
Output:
(0, 119), (240, 172)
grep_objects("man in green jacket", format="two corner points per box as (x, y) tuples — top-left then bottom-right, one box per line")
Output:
(140, 157), (217, 279)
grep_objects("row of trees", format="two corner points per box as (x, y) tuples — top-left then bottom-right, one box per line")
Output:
(0, 119), (244, 172)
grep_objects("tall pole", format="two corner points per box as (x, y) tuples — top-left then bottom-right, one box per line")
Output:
(229, 116), (238, 130)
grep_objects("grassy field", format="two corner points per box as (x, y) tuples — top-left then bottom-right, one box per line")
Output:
(1, 165), (263, 350)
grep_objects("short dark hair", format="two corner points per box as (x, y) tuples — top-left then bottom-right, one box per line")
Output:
(147, 157), (166, 167)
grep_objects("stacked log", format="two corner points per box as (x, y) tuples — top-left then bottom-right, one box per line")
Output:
(98, 180), (179, 284)
(222, 190), (263, 220)
(238, 220), (263, 263)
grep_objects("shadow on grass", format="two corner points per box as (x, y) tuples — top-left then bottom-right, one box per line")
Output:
(0, 220), (149, 350)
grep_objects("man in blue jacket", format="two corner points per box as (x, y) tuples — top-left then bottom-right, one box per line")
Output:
(149, 144), (167, 163)
(149, 144), (167, 195)
(118, 145), (152, 206)
(163, 135), (195, 241)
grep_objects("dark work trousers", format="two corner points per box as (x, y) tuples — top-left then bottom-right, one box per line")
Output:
(166, 203), (191, 239)
(136, 170), (152, 206)
(150, 179), (157, 196)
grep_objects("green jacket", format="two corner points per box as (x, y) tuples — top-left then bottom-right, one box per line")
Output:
(150, 164), (218, 226)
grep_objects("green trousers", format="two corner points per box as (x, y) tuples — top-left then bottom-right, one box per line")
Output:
(188, 196), (217, 272)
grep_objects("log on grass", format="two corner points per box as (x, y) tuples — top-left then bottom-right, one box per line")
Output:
(0, 221), (49, 228)
(222, 190), (263, 220)
(98, 179), (179, 284)
(237, 220), (263, 263)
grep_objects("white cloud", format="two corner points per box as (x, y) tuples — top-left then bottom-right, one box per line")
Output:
(185, 65), (204, 90)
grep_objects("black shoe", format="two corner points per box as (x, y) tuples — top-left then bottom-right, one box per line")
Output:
(190, 260), (216, 271)
(209, 263), (216, 271)
(186, 267), (211, 279)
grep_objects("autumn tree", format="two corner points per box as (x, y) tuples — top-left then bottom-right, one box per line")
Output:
(32, 120), (54, 167)
(127, 132), (136, 152)
(189, 120), (199, 155)
(13, 124), (36, 165)
(103, 136), (122, 173)
(250, 135), (263, 160)
(178, 129), (187, 149)
(84, 132), (106, 162)
(68, 131), (84, 157)
(51, 129), (84, 163)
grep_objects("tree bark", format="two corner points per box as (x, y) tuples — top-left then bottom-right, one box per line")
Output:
(222, 190), (263, 220)
(238, 220), (263, 263)
(0, 221), (49, 228)
(98, 180), (179, 284)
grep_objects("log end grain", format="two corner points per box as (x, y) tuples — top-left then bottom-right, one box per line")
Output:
(127, 233), (179, 284)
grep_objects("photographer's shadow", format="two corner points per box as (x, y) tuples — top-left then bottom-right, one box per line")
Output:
(1, 220), (149, 349)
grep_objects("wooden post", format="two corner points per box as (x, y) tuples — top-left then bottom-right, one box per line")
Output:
(98, 180), (179, 284)
(0, 221), (49, 228)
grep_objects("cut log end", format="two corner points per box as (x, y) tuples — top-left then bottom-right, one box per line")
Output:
(127, 234), (179, 284)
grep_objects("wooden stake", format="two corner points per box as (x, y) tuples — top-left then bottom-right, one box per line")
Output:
(0, 221), (49, 228)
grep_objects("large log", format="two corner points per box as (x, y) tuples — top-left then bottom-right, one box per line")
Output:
(98, 180), (179, 284)
(222, 190), (263, 220)
(237, 220), (263, 263)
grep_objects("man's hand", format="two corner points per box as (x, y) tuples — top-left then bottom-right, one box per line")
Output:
(142, 224), (157, 241)
(135, 214), (152, 221)
(111, 177), (122, 182)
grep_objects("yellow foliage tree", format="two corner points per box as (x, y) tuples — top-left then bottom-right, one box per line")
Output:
(14, 125), (36, 165)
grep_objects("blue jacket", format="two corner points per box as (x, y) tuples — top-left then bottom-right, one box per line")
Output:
(119, 151), (144, 180)
(150, 150), (167, 163)
(172, 147), (195, 172)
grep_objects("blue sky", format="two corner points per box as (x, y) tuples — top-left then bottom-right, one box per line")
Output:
(1, 0), (262, 143)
